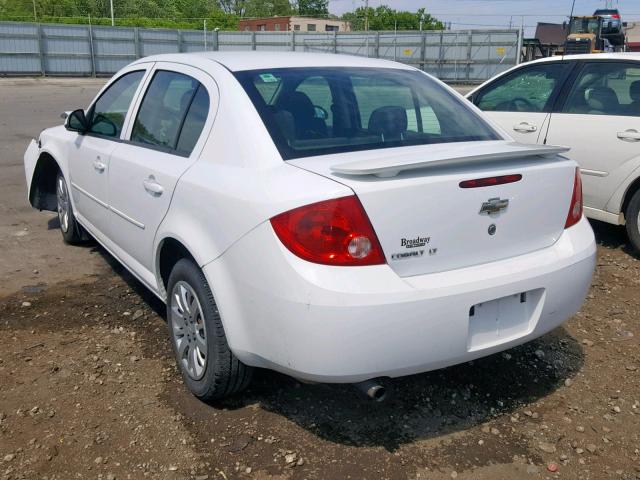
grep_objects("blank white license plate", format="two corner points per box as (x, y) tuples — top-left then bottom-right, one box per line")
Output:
(467, 289), (544, 352)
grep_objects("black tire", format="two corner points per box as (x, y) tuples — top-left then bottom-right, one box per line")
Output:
(626, 189), (640, 254)
(166, 258), (252, 401)
(56, 171), (84, 244)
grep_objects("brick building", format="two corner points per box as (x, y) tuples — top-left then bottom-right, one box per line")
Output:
(238, 16), (351, 33)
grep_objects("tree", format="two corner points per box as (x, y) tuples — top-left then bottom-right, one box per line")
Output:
(296, 0), (327, 16)
(244, 0), (292, 18)
(217, 0), (247, 16)
(342, 5), (443, 31)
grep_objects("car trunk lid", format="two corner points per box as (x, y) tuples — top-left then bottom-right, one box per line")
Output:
(288, 140), (575, 277)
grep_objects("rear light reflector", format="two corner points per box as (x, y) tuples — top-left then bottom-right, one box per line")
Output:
(270, 196), (386, 266)
(459, 174), (522, 189)
(612, 14), (621, 19)
(565, 167), (583, 229)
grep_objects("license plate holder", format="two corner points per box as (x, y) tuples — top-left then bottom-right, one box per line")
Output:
(467, 288), (545, 352)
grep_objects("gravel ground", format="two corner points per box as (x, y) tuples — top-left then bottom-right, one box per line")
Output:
(0, 78), (639, 480)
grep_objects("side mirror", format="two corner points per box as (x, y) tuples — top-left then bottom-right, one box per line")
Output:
(65, 109), (88, 134)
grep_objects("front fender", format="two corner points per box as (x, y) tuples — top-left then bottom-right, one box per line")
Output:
(25, 126), (74, 210)
(24, 139), (40, 201)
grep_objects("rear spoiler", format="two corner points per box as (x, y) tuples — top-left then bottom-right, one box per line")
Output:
(330, 142), (570, 178)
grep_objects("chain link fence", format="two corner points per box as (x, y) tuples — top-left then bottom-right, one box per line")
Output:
(0, 21), (521, 83)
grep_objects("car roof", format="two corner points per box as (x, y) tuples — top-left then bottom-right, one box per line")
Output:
(524, 52), (640, 64)
(132, 51), (414, 72)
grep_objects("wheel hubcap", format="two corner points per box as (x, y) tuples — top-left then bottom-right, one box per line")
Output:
(56, 176), (70, 233)
(170, 281), (207, 380)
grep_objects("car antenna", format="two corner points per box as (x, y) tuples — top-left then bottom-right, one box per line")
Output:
(563, 0), (578, 61)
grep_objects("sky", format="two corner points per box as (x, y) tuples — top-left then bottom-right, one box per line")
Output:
(328, 0), (640, 36)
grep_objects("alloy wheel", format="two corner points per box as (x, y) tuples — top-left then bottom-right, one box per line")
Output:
(170, 280), (208, 380)
(56, 175), (70, 233)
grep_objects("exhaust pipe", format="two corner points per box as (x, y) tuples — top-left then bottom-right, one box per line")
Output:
(354, 379), (387, 402)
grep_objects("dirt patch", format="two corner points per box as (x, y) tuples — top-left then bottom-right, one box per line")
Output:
(1, 226), (639, 480)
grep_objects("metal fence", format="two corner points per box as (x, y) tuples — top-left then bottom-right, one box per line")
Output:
(0, 21), (521, 83)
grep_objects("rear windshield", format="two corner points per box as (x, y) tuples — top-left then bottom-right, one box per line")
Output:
(234, 67), (499, 160)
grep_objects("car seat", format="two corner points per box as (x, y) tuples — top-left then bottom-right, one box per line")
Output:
(368, 106), (408, 141)
(627, 80), (640, 115)
(276, 91), (328, 140)
(585, 86), (619, 115)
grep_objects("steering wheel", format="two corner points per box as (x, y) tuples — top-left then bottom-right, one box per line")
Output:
(313, 105), (329, 120)
(510, 97), (536, 112)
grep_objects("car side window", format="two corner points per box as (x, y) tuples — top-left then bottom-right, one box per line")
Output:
(175, 85), (210, 156)
(131, 70), (208, 154)
(562, 62), (640, 116)
(474, 63), (570, 113)
(89, 70), (144, 137)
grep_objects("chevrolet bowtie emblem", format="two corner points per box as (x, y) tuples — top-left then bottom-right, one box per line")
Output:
(480, 197), (509, 215)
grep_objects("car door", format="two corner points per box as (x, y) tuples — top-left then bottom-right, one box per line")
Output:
(68, 68), (148, 236)
(105, 64), (215, 285)
(545, 61), (640, 213)
(470, 61), (574, 144)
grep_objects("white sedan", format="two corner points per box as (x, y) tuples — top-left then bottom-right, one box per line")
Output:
(24, 52), (596, 401)
(468, 53), (640, 252)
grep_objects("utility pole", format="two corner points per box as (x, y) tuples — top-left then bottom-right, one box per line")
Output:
(32, 0), (37, 21)
(364, 0), (369, 32)
(110, 0), (115, 27)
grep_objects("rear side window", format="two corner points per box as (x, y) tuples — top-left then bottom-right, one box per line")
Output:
(176, 86), (210, 155)
(89, 70), (144, 137)
(235, 67), (498, 160)
(562, 62), (640, 116)
(131, 70), (209, 155)
(474, 63), (570, 113)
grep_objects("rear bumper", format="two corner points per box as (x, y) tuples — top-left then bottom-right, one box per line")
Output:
(204, 217), (596, 383)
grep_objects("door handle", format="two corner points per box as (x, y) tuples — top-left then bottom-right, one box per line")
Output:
(93, 160), (106, 172)
(617, 129), (640, 142)
(143, 177), (164, 196)
(513, 122), (537, 133)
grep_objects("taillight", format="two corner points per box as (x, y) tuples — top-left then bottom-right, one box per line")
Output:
(565, 168), (583, 229)
(612, 13), (621, 19)
(270, 196), (386, 266)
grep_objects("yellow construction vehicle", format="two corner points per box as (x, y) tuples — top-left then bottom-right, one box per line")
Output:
(565, 16), (607, 54)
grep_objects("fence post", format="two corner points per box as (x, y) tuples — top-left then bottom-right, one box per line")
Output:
(420, 31), (426, 72)
(487, 32), (491, 79)
(37, 23), (45, 76)
(87, 23), (96, 77)
(466, 30), (472, 82)
(438, 30), (444, 79)
(516, 24), (523, 65)
(134, 27), (141, 58)
(333, 30), (337, 54)
(251, 31), (256, 51)
(213, 30), (219, 51)
(177, 30), (182, 53)
(291, 30), (295, 51)
(374, 31), (380, 58)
